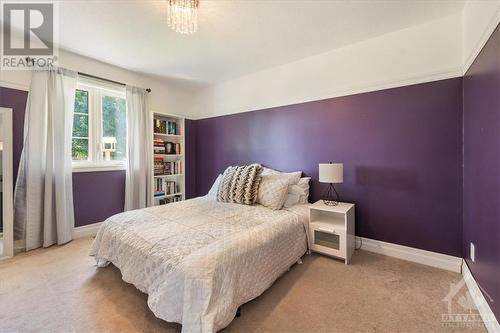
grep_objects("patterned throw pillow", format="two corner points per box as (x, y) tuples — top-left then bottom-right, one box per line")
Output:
(257, 174), (290, 210)
(217, 164), (263, 205)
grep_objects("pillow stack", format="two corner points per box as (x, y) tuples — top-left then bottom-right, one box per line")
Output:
(217, 164), (263, 205)
(284, 177), (311, 207)
(257, 167), (311, 210)
(210, 164), (311, 210)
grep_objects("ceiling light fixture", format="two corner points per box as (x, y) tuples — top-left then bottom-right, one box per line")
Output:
(166, 0), (199, 34)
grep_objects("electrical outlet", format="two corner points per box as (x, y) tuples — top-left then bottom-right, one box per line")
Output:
(470, 242), (475, 262)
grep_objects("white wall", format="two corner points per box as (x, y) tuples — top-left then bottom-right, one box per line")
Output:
(2, 0), (499, 120)
(0, 40), (201, 118)
(193, 14), (463, 119)
(462, 0), (500, 74)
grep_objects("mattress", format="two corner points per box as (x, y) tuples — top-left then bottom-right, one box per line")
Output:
(90, 196), (309, 333)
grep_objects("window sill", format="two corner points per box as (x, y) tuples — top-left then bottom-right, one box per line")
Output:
(72, 164), (126, 173)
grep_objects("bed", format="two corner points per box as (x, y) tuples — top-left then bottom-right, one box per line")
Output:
(90, 196), (309, 333)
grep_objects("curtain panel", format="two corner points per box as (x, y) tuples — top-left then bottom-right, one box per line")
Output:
(14, 66), (77, 251)
(125, 86), (152, 210)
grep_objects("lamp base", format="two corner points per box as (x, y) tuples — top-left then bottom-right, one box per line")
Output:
(322, 183), (340, 206)
(322, 199), (339, 206)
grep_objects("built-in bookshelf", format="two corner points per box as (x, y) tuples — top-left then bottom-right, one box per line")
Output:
(150, 112), (185, 206)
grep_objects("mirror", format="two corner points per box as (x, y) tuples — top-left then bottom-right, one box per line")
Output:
(0, 107), (13, 259)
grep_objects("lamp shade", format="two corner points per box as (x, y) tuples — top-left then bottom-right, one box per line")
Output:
(319, 163), (343, 183)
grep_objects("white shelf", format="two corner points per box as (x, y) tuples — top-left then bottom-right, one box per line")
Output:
(151, 112), (185, 206)
(310, 218), (346, 231)
(153, 132), (183, 138)
(154, 174), (184, 178)
(154, 192), (183, 200)
(154, 154), (183, 158)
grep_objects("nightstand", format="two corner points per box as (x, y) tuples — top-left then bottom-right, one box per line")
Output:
(308, 200), (355, 264)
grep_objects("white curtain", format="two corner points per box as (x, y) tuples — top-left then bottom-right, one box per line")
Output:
(125, 86), (151, 210)
(14, 66), (77, 251)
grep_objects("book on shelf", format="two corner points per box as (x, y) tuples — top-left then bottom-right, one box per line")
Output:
(153, 139), (166, 154)
(153, 138), (181, 155)
(154, 159), (182, 176)
(153, 119), (180, 135)
(154, 178), (179, 196)
(158, 195), (182, 205)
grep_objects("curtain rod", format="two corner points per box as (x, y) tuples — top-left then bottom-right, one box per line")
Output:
(25, 57), (152, 93)
(78, 72), (151, 93)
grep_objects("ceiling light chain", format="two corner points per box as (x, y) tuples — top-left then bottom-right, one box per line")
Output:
(166, 0), (199, 34)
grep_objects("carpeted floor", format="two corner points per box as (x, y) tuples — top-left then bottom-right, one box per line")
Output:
(0, 237), (486, 333)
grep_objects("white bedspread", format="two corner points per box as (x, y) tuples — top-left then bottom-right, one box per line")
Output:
(90, 197), (309, 333)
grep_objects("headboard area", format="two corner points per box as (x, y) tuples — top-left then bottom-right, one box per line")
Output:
(193, 78), (463, 257)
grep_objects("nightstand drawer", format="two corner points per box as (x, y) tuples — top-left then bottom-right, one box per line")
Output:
(310, 227), (346, 258)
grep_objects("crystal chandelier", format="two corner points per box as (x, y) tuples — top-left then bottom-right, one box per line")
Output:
(166, 0), (199, 34)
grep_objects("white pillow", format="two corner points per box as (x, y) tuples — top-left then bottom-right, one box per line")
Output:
(207, 174), (222, 199)
(257, 174), (290, 210)
(284, 177), (311, 206)
(262, 167), (302, 185)
(283, 193), (301, 208)
(297, 177), (311, 203)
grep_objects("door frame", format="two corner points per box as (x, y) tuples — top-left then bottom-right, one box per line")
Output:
(0, 107), (13, 259)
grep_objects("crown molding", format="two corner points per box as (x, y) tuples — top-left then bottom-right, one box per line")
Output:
(191, 67), (463, 120)
(0, 81), (29, 92)
(462, 7), (500, 75)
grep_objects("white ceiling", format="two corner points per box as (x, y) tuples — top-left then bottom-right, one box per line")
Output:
(24, 1), (467, 84)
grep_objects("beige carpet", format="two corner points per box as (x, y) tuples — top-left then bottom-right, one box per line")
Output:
(0, 237), (486, 333)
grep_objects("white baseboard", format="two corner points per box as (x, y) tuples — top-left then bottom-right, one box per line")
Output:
(462, 262), (500, 333)
(73, 222), (103, 239)
(359, 237), (463, 273)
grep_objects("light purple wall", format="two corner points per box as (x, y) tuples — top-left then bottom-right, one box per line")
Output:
(195, 78), (464, 256)
(463, 23), (500, 321)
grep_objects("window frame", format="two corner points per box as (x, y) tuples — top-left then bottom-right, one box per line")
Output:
(72, 77), (127, 172)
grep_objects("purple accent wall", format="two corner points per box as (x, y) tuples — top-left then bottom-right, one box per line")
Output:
(463, 23), (500, 320)
(72, 171), (125, 227)
(185, 119), (197, 199)
(195, 78), (464, 256)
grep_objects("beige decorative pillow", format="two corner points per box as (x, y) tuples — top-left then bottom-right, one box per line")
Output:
(217, 164), (263, 205)
(257, 174), (291, 210)
(262, 167), (302, 185)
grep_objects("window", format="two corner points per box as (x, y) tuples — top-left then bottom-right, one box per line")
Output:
(72, 78), (127, 171)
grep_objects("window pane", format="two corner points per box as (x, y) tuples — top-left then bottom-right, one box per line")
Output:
(75, 89), (88, 114)
(72, 138), (89, 160)
(102, 95), (126, 161)
(72, 89), (89, 161)
(72, 114), (88, 137)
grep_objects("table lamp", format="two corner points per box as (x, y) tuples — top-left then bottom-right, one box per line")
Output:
(319, 162), (343, 206)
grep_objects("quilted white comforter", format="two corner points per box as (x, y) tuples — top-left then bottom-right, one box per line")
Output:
(90, 197), (309, 333)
